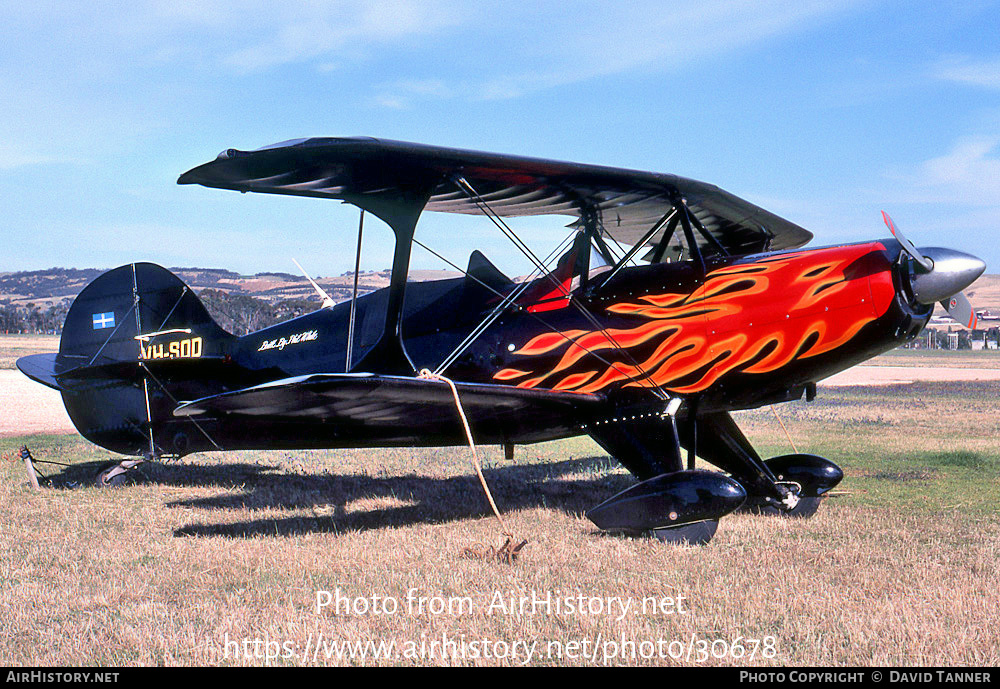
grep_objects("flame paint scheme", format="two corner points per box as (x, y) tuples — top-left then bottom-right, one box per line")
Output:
(16, 138), (984, 543)
(495, 243), (900, 396)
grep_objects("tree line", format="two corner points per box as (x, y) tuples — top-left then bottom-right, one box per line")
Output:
(1, 290), (323, 337)
(0, 301), (70, 334)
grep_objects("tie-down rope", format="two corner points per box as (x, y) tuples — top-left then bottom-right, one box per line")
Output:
(769, 405), (799, 454)
(417, 369), (527, 562)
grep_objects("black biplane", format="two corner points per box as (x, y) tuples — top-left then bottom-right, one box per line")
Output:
(17, 138), (986, 544)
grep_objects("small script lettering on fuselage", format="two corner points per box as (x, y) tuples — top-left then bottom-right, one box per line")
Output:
(257, 329), (319, 352)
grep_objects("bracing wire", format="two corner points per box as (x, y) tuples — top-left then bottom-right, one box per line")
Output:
(450, 176), (670, 401)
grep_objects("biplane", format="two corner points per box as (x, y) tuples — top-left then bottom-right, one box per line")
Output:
(17, 138), (986, 544)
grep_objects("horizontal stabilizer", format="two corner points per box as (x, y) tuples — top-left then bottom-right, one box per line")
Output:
(16, 353), (64, 390)
(17, 353), (243, 391)
(54, 356), (235, 385)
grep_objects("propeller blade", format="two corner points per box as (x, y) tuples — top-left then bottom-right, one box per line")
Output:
(293, 259), (336, 309)
(882, 211), (934, 272)
(941, 292), (979, 330)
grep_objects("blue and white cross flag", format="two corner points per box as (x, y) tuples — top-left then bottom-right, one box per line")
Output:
(92, 311), (115, 330)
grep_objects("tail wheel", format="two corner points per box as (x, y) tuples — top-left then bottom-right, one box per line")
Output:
(94, 462), (130, 488)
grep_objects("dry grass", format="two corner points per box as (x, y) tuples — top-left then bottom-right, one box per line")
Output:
(869, 348), (1000, 369)
(0, 334), (60, 370)
(1, 381), (998, 667)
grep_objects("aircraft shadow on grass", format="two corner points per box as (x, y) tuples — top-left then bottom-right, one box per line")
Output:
(46, 455), (633, 538)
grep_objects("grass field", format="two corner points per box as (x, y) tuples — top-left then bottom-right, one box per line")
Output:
(1, 381), (997, 667)
(0, 334), (60, 370)
(868, 347), (1000, 369)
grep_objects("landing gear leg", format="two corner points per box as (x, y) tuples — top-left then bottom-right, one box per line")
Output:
(681, 412), (841, 518)
(586, 401), (684, 480)
(586, 401), (746, 545)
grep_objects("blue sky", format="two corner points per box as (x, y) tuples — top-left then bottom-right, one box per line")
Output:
(2, 1), (998, 278)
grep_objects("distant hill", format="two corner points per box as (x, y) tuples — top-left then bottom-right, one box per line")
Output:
(961, 274), (1000, 314)
(0, 268), (107, 306)
(0, 266), (462, 308)
(0, 265), (460, 335)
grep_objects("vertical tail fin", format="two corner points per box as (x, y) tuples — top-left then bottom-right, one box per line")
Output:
(37, 263), (236, 457)
(59, 262), (233, 368)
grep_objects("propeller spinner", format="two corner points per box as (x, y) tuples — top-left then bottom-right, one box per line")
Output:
(881, 212), (985, 329)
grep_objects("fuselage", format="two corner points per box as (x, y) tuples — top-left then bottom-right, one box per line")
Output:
(234, 239), (928, 416)
(41, 239), (930, 458)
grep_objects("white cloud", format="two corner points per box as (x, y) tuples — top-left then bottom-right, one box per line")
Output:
(367, 0), (861, 104)
(918, 136), (1000, 205)
(0, 2), (466, 74)
(0, 140), (87, 170)
(0, 149), (62, 170)
(874, 135), (1000, 259)
(372, 78), (454, 109)
(1, 1), (860, 106)
(373, 95), (408, 110)
(933, 56), (1000, 89)
(741, 134), (1000, 248)
(220, 1), (465, 71)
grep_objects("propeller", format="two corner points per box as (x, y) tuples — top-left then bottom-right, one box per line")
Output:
(881, 211), (985, 329)
(293, 259), (336, 309)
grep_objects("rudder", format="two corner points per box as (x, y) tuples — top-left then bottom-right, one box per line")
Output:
(46, 263), (236, 457)
(60, 262), (232, 367)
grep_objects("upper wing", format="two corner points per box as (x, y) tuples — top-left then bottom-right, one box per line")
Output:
(178, 137), (812, 258)
(174, 372), (605, 445)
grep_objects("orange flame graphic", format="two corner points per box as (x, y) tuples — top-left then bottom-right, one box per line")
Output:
(494, 244), (895, 394)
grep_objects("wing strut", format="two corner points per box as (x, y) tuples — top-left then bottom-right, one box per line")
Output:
(681, 200), (730, 258)
(432, 228), (579, 375)
(593, 207), (678, 289)
(648, 215), (681, 263)
(345, 209), (364, 372)
(440, 177), (672, 402)
(341, 186), (436, 376)
(677, 200), (707, 275)
(414, 231), (672, 400)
